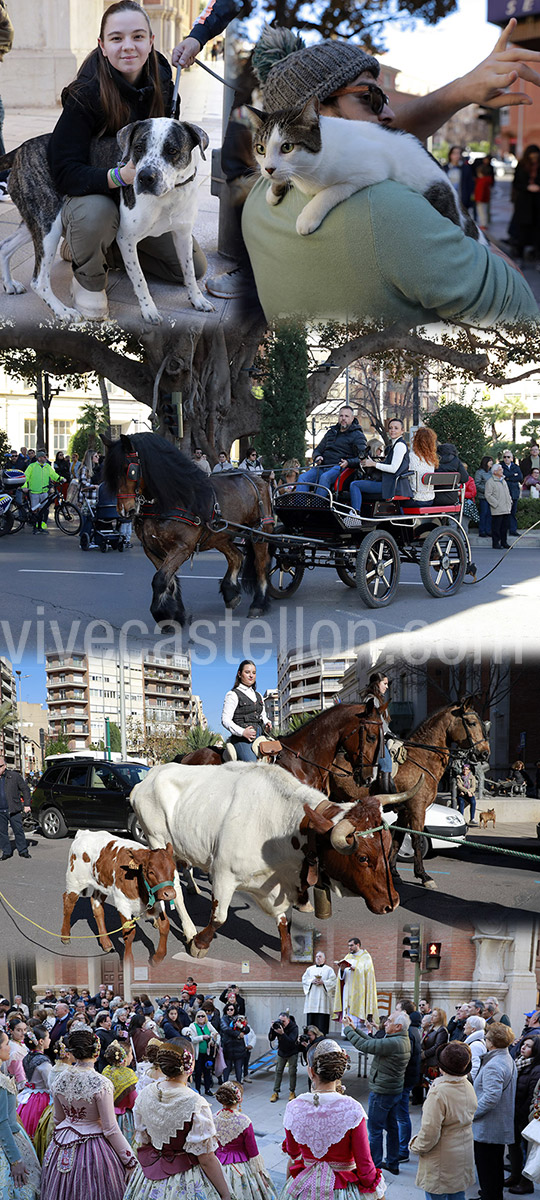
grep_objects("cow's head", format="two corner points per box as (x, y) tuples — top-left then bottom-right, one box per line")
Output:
(125, 843), (176, 915)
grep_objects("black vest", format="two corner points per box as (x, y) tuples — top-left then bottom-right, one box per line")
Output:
(232, 687), (264, 729)
(381, 436), (412, 500)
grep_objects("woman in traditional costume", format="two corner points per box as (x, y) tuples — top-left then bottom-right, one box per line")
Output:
(103, 1039), (138, 1143)
(33, 1039), (74, 1164)
(124, 1037), (232, 1200)
(40, 1028), (137, 1200)
(17, 1025), (52, 1138)
(0, 1029), (41, 1200)
(214, 1081), (277, 1199)
(280, 1039), (386, 1200)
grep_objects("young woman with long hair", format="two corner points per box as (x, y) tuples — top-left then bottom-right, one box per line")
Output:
(47, 0), (207, 319)
(221, 660), (272, 763)
(408, 425), (439, 502)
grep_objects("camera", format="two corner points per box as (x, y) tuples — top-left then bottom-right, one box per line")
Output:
(270, 1020), (283, 1035)
(297, 1028), (311, 1050)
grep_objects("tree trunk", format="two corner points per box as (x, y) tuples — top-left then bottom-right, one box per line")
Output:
(98, 377), (112, 439)
(35, 372), (45, 450)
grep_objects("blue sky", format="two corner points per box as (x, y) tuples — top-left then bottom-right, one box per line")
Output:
(379, 0), (500, 86)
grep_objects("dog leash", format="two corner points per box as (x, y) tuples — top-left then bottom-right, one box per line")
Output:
(171, 64), (182, 118)
(194, 58), (237, 91)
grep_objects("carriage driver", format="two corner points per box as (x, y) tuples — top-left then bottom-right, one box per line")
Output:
(296, 405), (367, 497)
(221, 660), (273, 762)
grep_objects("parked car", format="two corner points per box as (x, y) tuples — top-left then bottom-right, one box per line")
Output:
(385, 801), (467, 862)
(31, 758), (150, 842)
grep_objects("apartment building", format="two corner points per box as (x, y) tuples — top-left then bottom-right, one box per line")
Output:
(0, 657), (20, 769)
(276, 649), (358, 728)
(45, 651), (203, 751)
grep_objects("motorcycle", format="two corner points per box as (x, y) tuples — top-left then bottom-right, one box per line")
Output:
(0, 469), (27, 537)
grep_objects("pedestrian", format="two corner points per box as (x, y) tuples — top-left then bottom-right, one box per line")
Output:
(456, 763), (478, 826)
(40, 1028), (137, 1200)
(464, 1015), (487, 1080)
(6, 1017), (27, 1089)
(396, 1000), (422, 1165)
(421, 1008), (449, 1089)
(472, 1021), (517, 1200)
(0, 756), (31, 861)
(17, 1026), (52, 1138)
(46, 0), (206, 320)
(22, 449), (61, 532)
(192, 449), (212, 475)
(475, 455), (494, 537)
(474, 159), (493, 230)
(269, 1012), (299, 1103)
(186, 1009), (220, 1096)
(443, 146), (475, 212)
(409, 1040), (477, 1200)
(510, 145), (540, 265)
(212, 451), (233, 472)
(281, 1037), (384, 1198)
(485, 462), (512, 549)
(128, 1014), (157, 1066)
(0, 1028), (41, 1200)
(520, 442), (540, 479)
(218, 985), (246, 1017)
(238, 448), (264, 474)
(214, 1081), (278, 1198)
(123, 1038), (231, 1200)
(102, 1039), (138, 1144)
(501, 449), (523, 536)
(221, 660), (273, 763)
(505, 1035), (540, 1194)
(161, 1004), (190, 1039)
(344, 1009), (412, 1175)
(220, 1006), (249, 1086)
(301, 951), (337, 1037)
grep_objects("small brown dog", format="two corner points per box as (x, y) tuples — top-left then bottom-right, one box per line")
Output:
(479, 809), (496, 829)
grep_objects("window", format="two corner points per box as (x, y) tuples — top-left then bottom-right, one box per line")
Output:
(24, 418), (37, 443)
(53, 420), (72, 453)
(64, 764), (89, 787)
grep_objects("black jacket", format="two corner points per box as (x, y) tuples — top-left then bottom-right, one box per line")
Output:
(48, 50), (173, 198)
(162, 1012), (190, 1039)
(437, 443), (468, 483)
(502, 461), (523, 500)
(220, 1017), (250, 1059)
(219, 989), (245, 1015)
(448, 1016), (467, 1042)
(314, 419), (367, 468)
(0, 769), (31, 815)
(403, 1013), (422, 1089)
(422, 1025), (449, 1070)
(515, 1059), (540, 1130)
(189, 0), (242, 49)
(269, 1017), (299, 1059)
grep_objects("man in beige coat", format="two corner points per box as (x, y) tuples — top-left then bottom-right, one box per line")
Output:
(409, 1041), (477, 1198)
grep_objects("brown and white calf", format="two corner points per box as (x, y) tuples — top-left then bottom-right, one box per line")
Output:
(61, 830), (176, 965)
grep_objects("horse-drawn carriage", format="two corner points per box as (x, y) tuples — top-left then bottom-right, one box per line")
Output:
(266, 468), (476, 608)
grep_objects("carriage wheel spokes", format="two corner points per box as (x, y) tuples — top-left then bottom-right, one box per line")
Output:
(419, 527), (467, 598)
(355, 530), (401, 608)
(267, 555), (305, 598)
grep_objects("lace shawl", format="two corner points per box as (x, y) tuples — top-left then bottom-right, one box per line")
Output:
(135, 1082), (217, 1153)
(214, 1109), (251, 1145)
(284, 1093), (365, 1159)
(0, 1067), (17, 1097)
(50, 1065), (112, 1104)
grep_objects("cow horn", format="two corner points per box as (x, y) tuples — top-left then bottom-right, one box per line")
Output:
(330, 818), (357, 855)
(373, 774), (424, 807)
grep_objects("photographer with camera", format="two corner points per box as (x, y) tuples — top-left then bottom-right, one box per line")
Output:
(268, 1012), (299, 1103)
(220, 1004), (251, 1085)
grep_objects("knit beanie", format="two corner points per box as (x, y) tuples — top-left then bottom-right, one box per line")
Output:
(437, 1042), (472, 1077)
(253, 25), (379, 112)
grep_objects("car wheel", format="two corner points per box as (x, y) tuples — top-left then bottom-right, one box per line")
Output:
(40, 806), (68, 839)
(396, 831), (431, 863)
(128, 814), (148, 845)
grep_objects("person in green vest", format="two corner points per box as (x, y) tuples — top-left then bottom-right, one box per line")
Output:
(23, 449), (61, 531)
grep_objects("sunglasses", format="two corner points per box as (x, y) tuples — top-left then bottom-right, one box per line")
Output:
(329, 82), (389, 116)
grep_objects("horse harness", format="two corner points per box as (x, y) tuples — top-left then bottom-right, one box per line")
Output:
(119, 450), (273, 535)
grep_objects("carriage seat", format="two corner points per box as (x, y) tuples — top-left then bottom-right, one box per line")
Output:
(399, 471), (462, 514)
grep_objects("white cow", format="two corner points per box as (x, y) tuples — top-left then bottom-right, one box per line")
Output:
(130, 761), (400, 960)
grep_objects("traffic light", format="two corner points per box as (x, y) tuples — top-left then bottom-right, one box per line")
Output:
(160, 392), (182, 441)
(402, 924), (421, 963)
(425, 941), (442, 971)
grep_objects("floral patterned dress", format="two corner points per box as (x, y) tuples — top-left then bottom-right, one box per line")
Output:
(215, 1108), (278, 1200)
(280, 1092), (386, 1200)
(0, 1069), (41, 1200)
(124, 1080), (223, 1200)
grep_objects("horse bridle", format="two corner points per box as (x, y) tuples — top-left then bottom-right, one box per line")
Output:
(117, 451), (144, 512)
(280, 716), (383, 788)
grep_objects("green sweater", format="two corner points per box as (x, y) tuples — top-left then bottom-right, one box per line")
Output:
(242, 177), (538, 327)
(345, 1025), (411, 1094)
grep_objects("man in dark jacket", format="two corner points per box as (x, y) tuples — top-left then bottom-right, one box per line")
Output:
(0, 756), (31, 860)
(501, 449), (523, 536)
(94, 1012), (115, 1072)
(395, 1002), (421, 1163)
(296, 406), (367, 496)
(447, 1003), (470, 1041)
(269, 1011), (299, 1102)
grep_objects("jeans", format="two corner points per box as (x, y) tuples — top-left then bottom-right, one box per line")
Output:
(367, 1090), (401, 1169)
(425, 1193), (466, 1200)
(223, 1056), (244, 1083)
(0, 809), (28, 856)
(396, 1087), (411, 1156)
(349, 479), (383, 512)
(230, 722), (264, 763)
(478, 497), (492, 536)
(273, 1054), (298, 1095)
(296, 465), (342, 496)
(458, 795), (476, 820)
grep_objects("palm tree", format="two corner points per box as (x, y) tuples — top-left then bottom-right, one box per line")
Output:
(0, 700), (14, 730)
(184, 727), (222, 750)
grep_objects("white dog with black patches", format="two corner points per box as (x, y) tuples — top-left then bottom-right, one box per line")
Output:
(0, 116), (214, 323)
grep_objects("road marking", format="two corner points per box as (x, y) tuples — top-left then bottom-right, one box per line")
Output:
(19, 569), (125, 576)
(399, 867), (450, 874)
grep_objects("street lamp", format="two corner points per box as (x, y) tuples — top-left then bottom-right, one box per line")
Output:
(15, 671), (29, 773)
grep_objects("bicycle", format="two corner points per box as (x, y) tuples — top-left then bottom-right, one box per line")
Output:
(20, 484), (82, 536)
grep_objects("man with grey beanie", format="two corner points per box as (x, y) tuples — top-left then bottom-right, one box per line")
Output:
(241, 21), (539, 324)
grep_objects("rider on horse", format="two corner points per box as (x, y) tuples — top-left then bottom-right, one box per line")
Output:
(221, 660), (273, 762)
(360, 671), (399, 795)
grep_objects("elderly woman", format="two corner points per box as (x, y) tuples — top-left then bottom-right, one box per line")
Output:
(421, 1010), (449, 1086)
(485, 463), (512, 549)
(472, 1021), (516, 1200)
(464, 1015), (487, 1080)
(506, 1035), (540, 1194)
(410, 1041), (477, 1200)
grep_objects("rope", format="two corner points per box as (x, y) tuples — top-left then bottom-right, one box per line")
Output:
(464, 518), (540, 584)
(0, 889), (144, 939)
(361, 822), (540, 863)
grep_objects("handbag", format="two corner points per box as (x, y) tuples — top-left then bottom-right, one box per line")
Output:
(522, 1116), (540, 1143)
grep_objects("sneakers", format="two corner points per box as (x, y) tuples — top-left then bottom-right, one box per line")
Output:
(205, 266), (255, 299)
(71, 276), (109, 320)
(288, 1091), (296, 1100)
(270, 1092), (279, 1102)
(41, 522), (47, 530)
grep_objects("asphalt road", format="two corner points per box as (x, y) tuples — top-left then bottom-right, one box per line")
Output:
(2, 819), (539, 963)
(1, 524), (539, 660)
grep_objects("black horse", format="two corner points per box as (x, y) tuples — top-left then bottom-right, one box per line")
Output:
(103, 433), (273, 625)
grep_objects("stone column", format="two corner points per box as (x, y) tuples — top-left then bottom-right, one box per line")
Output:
(1, 0), (104, 108)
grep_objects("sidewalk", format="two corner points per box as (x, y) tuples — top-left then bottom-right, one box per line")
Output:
(0, 66), (235, 329)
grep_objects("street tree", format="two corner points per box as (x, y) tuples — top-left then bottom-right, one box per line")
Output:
(424, 399), (488, 471)
(243, 0), (458, 47)
(184, 727), (222, 750)
(258, 323), (309, 466)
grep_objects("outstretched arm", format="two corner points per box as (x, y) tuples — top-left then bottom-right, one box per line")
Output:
(394, 20), (540, 142)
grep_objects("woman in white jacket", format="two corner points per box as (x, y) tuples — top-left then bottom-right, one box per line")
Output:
(186, 1011), (221, 1098)
(464, 1015), (487, 1080)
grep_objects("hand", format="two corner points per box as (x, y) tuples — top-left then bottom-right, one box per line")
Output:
(125, 1159), (139, 1175)
(315, 457), (324, 466)
(528, 183), (540, 192)
(364, 457), (375, 467)
(23, 806), (31, 813)
(244, 726), (257, 741)
(10, 1161), (28, 1188)
(342, 1015), (355, 1028)
(119, 160), (136, 186)
(172, 36), (202, 67)
(339, 459), (349, 469)
(458, 19), (540, 110)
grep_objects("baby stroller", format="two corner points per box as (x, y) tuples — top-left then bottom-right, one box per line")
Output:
(80, 482), (129, 552)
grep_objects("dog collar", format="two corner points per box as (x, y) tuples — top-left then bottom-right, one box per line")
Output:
(175, 168), (197, 189)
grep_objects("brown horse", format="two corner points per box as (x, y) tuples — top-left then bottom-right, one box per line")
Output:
(387, 697), (490, 889)
(102, 433), (273, 624)
(177, 702), (385, 796)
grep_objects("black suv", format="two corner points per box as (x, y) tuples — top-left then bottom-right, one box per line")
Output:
(31, 759), (150, 841)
